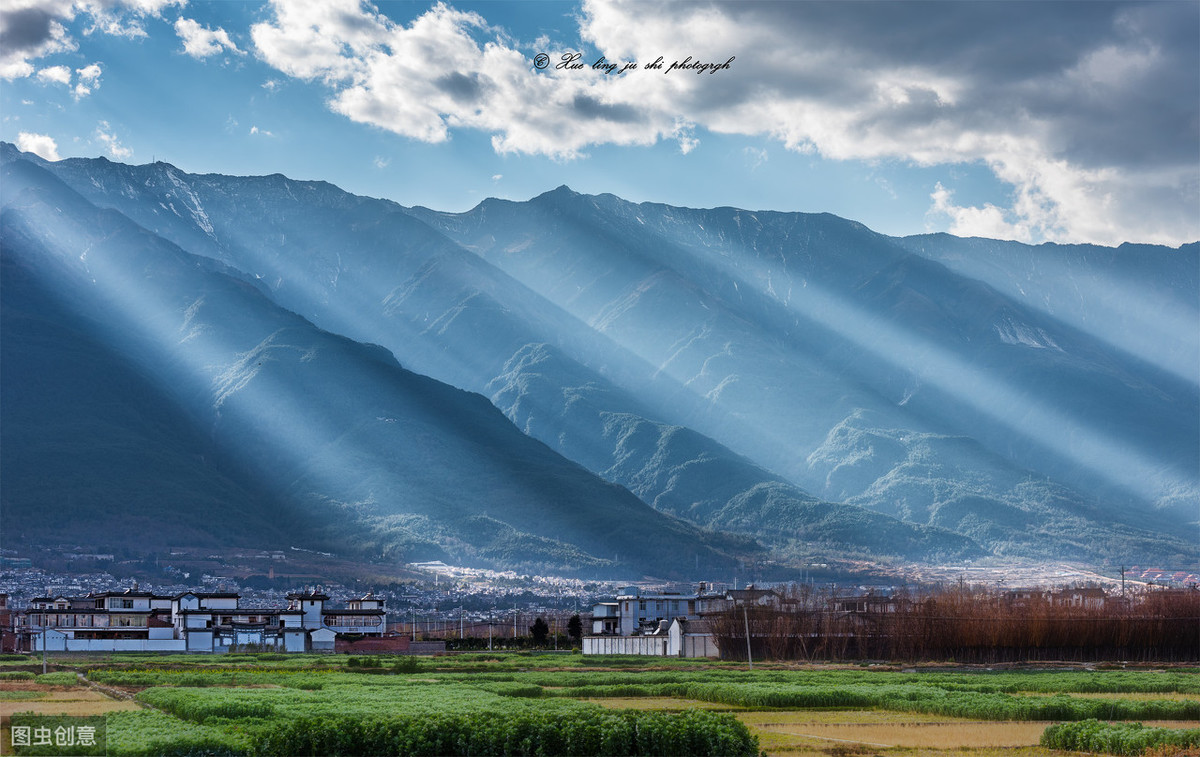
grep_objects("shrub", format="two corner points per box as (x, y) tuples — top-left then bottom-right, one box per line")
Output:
(392, 656), (420, 673)
(1041, 719), (1200, 755)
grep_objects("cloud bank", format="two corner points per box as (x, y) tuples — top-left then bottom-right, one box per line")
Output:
(250, 0), (1198, 246)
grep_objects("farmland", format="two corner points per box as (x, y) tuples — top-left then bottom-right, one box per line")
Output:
(1, 653), (1197, 756)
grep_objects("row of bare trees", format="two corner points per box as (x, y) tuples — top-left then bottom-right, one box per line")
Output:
(709, 585), (1199, 662)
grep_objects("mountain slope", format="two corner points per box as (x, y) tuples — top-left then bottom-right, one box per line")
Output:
(5, 144), (1194, 566)
(0, 155), (753, 578)
(5, 145), (981, 562)
(411, 188), (1197, 562)
(0, 233), (314, 551)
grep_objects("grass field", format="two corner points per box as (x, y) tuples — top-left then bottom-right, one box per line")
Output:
(591, 697), (1200, 755)
(1, 654), (1197, 756)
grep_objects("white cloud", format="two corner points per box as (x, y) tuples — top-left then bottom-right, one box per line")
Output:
(77, 0), (183, 39)
(17, 130), (61, 160)
(1, 0), (180, 79)
(249, 125), (273, 137)
(491, 173), (502, 181)
(261, 78), (280, 92)
(249, 0), (1198, 245)
(174, 17), (243, 59)
(373, 155), (390, 169)
(36, 63), (71, 84)
(743, 146), (768, 170)
(251, 1), (679, 160)
(95, 120), (131, 159)
(928, 182), (1031, 241)
(69, 62), (99, 98)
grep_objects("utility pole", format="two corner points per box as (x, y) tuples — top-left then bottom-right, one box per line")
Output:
(1120, 566), (1126, 598)
(742, 602), (752, 670)
(411, 608), (416, 642)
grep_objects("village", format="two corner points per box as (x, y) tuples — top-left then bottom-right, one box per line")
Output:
(1, 557), (1195, 661)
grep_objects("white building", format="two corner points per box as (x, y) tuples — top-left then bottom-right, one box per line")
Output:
(23, 587), (386, 653)
(583, 583), (773, 658)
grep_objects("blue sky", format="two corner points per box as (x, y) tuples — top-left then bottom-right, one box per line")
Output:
(2, 0), (1196, 246)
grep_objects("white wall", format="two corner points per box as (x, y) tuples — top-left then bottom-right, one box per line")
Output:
(34, 636), (187, 652)
(680, 634), (719, 658)
(283, 631), (307, 653)
(186, 631), (214, 652)
(582, 636), (669, 656)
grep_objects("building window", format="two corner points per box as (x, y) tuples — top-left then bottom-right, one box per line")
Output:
(113, 615), (146, 627)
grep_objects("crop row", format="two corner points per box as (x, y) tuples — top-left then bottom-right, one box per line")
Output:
(247, 710), (759, 757)
(495, 668), (1200, 695)
(81, 660), (1200, 696)
(105, 711), (249, 757)
(137, 681), (606, 731)
(101, 698), (757, 756)
(1041, 719), (1200, 755)
(87, 669), (332, 690)
(542, 681), (1200, 721)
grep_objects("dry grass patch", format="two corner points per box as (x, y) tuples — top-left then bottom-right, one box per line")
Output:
(36, 690), (116, 702)
(0, 683), (141, 718)
(739, 711), (971, 726)
(753, 720), (1049, 749)
(0, 697), (140, 717)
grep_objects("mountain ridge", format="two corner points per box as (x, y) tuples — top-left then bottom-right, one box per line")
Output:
(0, 153), (758, 578)
(3, 143), (1194, 570)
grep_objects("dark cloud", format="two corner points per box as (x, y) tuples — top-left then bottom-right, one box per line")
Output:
(0, 7), (58, 52)
(728, 1), (1127, 77)
(571, 94), (644, 124)
(689, 1), (1198, 171)
(435, 71), (483, 103)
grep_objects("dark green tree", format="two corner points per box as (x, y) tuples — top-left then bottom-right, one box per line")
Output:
(567, 613), (583, 643)
(530, 617), (549, 646)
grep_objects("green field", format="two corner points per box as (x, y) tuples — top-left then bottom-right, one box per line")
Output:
(1, 654), (1197, 756)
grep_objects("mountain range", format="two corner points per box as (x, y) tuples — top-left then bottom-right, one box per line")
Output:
(2, 142), (1195, 577)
